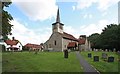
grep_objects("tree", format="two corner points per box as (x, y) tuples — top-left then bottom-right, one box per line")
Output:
(100, 24), (119, 51)
(88, 24), (120, 51)
(1, 0), (13, 40)
(88, 33), (101, 49)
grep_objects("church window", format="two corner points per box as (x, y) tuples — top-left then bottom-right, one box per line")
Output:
(54, 40), (56, 45)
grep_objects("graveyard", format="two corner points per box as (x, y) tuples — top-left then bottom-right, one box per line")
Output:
(2, 51), (83, 72)
(2, 50), (119, 73)
(80, 51), (119, 72)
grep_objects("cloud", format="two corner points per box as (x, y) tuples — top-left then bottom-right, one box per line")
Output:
(75, 0), (119, 11)
(72, 6), (76, 11)
(83, 14), (93, 19)
(8, 19), (52, 45)
(12, 0), (58, 21)
(79, 19), (113, 36)
(76, 0), (97, 10)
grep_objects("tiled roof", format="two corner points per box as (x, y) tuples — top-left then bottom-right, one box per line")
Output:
(25, 43), (42, 49)
(78, 38), (86, 45)
(63, 32), (78, 41)
(5, 40), (19, 45)
(67, 42), (77, 48)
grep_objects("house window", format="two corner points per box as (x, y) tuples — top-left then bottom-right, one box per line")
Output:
(54, 40), (56, 45)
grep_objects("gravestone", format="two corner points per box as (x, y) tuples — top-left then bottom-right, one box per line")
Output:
(88, 53), (92, 58)
(64, 50), (68, 58)
(113, 48), (116, 52)
(108, 57), (114, 62)
(102, 53), (108, 59)
(96, 49), (97, 51)
(105, 49), (108, 52)
(94, 56), (99, 62)
(94, 48), (96, 51)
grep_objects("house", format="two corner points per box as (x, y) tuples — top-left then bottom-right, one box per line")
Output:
(44, 8), (78, 51)
(78, 35), (91, 51)
(4, 37), (22, 51)
(24, 43), (43, 51)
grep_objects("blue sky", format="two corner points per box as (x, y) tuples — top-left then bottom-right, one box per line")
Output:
(4, 0), (119, 45)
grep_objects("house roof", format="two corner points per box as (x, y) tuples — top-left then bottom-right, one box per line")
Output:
(62, 32), (78, 41)
(78, 38), (86, 45)
(24, 43), (42, 49)
(67, 42), (77, 48)
(5, 40), (19, 45)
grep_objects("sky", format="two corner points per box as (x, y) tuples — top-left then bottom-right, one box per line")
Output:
(4, 0), (119, 45)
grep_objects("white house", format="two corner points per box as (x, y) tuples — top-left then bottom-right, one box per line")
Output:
(4, 37), (22, 51)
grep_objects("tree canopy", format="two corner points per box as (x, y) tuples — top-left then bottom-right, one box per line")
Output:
(88, 24), (120, 51)
(1, 0), (13, 40)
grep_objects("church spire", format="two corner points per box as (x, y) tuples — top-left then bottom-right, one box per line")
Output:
(56, 8), (60, 23)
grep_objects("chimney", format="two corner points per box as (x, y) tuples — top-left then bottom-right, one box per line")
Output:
(12, 37), (15, 40)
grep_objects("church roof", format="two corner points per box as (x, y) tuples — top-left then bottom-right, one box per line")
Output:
(62, 32), (78, 41)
(78, 38), (86, 45)
(52, 8), (64, 25)
(67, 42), (77, 48)
(56, 8), (60, 23)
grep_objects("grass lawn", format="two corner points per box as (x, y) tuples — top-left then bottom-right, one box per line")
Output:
(80, 51), (119, 72)
(2, 51), (83, 72)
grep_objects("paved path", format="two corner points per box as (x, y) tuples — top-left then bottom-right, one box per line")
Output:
(75, 51), (100, 74)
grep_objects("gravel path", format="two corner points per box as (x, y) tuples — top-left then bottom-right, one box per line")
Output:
(75, 51), (100, 74)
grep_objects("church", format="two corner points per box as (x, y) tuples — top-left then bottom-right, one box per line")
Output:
(44, 8), (91, 51)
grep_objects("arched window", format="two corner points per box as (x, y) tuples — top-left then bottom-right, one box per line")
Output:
(54, 40), (56, 45)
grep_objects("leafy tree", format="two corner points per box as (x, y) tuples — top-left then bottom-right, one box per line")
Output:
(101, 24), (119, 51)
(88, 33), (101, 49)
(88, 24), (120, 51)
(1, 0), (13, 40)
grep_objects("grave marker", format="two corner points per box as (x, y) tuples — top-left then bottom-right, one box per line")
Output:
(102, 53), (107, 59)
(88, 53), (92, 58)
(64, 50), (68, 58)
(94, 56), (99, 62)
(108, 57), (114, 62)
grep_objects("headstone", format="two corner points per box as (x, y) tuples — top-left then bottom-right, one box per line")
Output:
(64, 50), (68, 58)
(108, 57), (114, 62)
(88, 53), (92, 58)
(102, 53), (108, 59)
(113, 48), (116, 52)
(94, 56), (99, 62)
(105, 49), (108, 52)
(94, 48), (96, 51)
(96, 49), (98, 51)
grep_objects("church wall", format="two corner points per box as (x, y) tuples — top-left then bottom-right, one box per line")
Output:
(44, 32), (62, 51)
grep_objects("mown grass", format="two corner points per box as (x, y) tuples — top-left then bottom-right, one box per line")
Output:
(2, 51), (83, 72)
(80, 51), (119, 72)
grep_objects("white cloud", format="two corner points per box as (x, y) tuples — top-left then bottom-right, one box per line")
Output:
(83, 14), (93, 19)
(97, 0), (119, 11)
(75, 0), (119, 11)
(12, 0), (58, 21)
(79, 19), (112, 36)
(72, 6), (76, 11)
(76, 0), (97, 9)
(8, 19), (51, 45)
